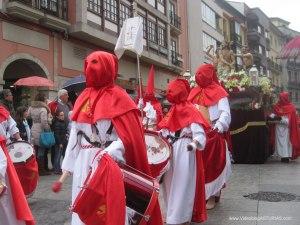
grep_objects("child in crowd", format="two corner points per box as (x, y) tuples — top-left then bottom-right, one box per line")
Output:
(52, 110), (68, 175)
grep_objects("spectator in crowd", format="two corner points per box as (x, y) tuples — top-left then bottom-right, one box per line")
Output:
(0, 89), (16, 119)
(52, 110), (68, 175)
(29, 92), (52, 176)
(15, 106), (31, 142)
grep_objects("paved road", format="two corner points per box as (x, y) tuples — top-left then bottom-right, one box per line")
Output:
(29, 156), (300, 225)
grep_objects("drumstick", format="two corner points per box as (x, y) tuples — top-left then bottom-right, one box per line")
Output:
(58, 171), (71, 183)
(52, 171), (71, 193)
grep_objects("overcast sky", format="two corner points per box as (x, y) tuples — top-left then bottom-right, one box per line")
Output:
(229, 0), (300, 32)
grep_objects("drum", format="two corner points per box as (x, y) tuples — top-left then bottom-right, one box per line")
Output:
(72, 155), (159, 225)
(145, 130), (172, 179)
(121, 164), (159, 225)
(7, 141), (38, 196)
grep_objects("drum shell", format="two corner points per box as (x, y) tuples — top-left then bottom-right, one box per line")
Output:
(145, 130), (172, 179)
(14, 156), (39, 195)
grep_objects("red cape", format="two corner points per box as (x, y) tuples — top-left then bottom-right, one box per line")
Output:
(188, 64), (228, 107)
(0, 105), (10, 122)
(0, 137), (35, 225)
(158, 101), (210, 132)
(274, 102), (300, 159)
(72, 86), (163, 225)
(203, 131), (227, 183)
(188, 85), (228, 107)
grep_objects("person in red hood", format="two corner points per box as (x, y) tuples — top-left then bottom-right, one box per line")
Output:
(137, 65), (163, 130)
(158, 79), (210, 225)
(52, 51), (163, 225)
(271, 92), (300, 162)
(0, 106), (35, 225)
(188, 64), (232, 210)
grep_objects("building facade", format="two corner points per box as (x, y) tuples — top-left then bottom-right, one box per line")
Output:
(0, 0), (183, 103)
(178, 0), (223, 76)
(271, 17), (300, 110)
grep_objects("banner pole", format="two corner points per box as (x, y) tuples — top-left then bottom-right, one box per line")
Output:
(137, 54), (144, 121)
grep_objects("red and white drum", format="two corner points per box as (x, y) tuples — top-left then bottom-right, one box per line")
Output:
(145, 130), (172, 179)
(72, 156), (159, 225)
(7, 141), (38, 196)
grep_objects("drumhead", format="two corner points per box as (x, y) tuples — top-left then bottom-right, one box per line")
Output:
(145, 131), (171, 165)
(7, 141), (34, 163)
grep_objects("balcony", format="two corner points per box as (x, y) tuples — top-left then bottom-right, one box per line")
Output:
(247, 29), (260, 43)
(6, 0), (69, 31)
(169, 11), (181, 35)
(171, 50), (182, 67)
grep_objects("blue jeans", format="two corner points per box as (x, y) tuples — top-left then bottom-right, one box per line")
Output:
(54, 145), (63, 172)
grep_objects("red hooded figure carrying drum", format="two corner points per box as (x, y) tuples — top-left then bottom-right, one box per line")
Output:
(0, 105), (35, 225)
(52, 51), (163, 225)
(158, 78), (210, 225)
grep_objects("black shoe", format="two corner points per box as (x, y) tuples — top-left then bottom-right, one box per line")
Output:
(281, 158), (289, 163)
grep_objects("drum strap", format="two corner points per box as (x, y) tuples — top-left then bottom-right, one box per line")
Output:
(139, 182), (159, 225)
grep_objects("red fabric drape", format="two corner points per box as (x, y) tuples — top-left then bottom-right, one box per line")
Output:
(0, 137), (35, 225)
(73, 154), (126, 225)
(274, 92), (300, 159)
(202, 131), (227, 183)
(14, 156), (38, 195)
(0, 106), (10, 122)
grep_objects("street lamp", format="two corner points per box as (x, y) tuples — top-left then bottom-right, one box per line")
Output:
(249, 65), (259, 86)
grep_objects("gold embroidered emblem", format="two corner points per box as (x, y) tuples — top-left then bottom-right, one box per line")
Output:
(81, 100), (93, 117)
(96, 204), (106, 217)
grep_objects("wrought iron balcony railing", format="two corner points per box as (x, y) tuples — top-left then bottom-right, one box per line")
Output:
(169, 11), (181, 30)
(171, 50), (182, 67)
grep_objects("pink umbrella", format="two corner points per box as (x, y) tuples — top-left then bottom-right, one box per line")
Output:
(279, 36), (300, 59)
(14, 76), (54, 87)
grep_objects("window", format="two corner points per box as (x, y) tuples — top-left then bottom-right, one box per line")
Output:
(88, 0), (102, 15)
(41, 0), (58, 13)
(288, 71), (292, 82)
(295, 72), (298, 83)
(171, 40), (177, 52)
(158, 25), (167, 47)
(139, 14), (147, 38)
(235, 22), (241, 35)
(236, 47), (242, 66)
(202, 3), (216, 29)
(296, 92), (299, 102)
(266, 51), (269, 58)
(120, 3), (131, 26)
(104, 0), (117, 23)
(265, 31), (269, 39)
(258, 45), (263, 54)
(148, 19), (157, 43)
(202, 32), (217, 51)
(257, 25), (262, 34)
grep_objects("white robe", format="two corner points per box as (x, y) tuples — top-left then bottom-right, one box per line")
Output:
(160, 123), (206, 224)
(62, 120), (126, 225)
(0, 146), (26, 225)
(142, 102), (157, 130)
(205, 97), (232, 199)
(0, 116), (19, 144)
(275, 116), (292, 158)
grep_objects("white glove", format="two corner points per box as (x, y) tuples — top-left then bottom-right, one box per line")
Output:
(137, 98), (144, 110)
(187, 142), (197, 151)
(213, 122), (224, 133)
(269, 113), (275, 119)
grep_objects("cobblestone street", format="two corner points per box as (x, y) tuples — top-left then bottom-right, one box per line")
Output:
(29, 157), (300, 225)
